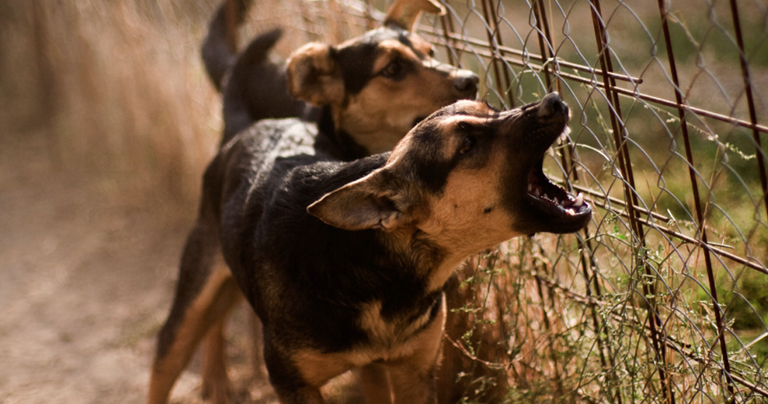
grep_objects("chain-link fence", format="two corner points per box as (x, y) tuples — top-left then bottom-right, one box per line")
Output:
(411, 1), (768, 402)
(290, 0), (768, 402)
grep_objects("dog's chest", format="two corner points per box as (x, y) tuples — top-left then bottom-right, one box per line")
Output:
(292, 294), (446, 382)
(356, 290), (444, 352)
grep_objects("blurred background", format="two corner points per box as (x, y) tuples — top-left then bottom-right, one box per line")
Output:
(1, 0), (767, 403)
(0, 1), (224, 402)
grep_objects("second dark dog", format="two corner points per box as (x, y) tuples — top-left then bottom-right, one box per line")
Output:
(201, 0), (479, 152)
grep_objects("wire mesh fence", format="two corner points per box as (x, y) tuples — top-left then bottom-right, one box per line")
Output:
(405, 1), (768, 402)
(300, 0), (768, 402)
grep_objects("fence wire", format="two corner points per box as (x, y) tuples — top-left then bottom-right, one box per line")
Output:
(253, 0), (768, 402)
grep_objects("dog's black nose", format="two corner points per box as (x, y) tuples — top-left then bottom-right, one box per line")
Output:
(537, 92), (566, 118)
(454, 71), (479, 96)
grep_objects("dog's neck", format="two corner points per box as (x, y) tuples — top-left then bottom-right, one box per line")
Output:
(314, 106), (370, 161)
(377, 226), (468, 294)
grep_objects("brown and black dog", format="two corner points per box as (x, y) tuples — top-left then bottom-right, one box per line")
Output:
(150, 92), (590, 404)
(147, 0), (479, 403)
(201, 0), (479, 153)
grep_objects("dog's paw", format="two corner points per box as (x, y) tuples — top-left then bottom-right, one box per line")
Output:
(201, 369), (233, 404)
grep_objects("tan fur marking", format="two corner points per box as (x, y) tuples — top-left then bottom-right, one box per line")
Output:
(359, 300), (437, 347)
(408, 34), (434, 56)
(292, 299), (446, 391)
(386, 300), (445, 404)
(292, 350), (358, 387)
(372, 40), (422, 72)
(335, 40), (474, 155)
(360, 364), (395, 404)
(147, 262), (241, 404)
(419, 155), (524, 291)
(287, 43), (344, 106)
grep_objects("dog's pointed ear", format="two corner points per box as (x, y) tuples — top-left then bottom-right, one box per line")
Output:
(287, 42), (344, 106)
(384, 0), (445, 31)
(307, 170), (417, 231)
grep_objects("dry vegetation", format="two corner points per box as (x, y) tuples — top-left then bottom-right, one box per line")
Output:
(1, 1), (226, 207)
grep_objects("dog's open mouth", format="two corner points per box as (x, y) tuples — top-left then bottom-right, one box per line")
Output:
(526, 157), (590, 219)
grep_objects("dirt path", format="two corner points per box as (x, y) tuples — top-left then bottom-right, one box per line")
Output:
(0, 131), (273, 403)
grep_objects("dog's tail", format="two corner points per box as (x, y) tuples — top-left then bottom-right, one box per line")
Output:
(201, 0), (252, 91)
(221, 29), (313, 144)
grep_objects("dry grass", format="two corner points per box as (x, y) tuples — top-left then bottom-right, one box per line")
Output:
(1, 0), (223, 207)
(0, 0), (380, 205)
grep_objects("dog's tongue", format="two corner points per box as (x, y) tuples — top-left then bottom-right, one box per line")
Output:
(526, 163), (589, 217)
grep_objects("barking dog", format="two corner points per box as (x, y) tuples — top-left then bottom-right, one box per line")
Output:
(147, 1), (478, 403)
(147, 93), (591, 404)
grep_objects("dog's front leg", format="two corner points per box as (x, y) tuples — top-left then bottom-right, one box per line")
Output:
(263, 341), (328, 404)
(267, 364), (324, 404)
(201, 309), (239, 404)
(147, 219), (241, 404)
(387, 361), (438, 404)
(387, 298), (445, 404)
(274, 386), (325, 404)
(360, 363), (394, 404)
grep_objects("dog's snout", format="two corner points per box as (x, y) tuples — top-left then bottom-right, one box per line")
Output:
(537, 92), (566, 118)
(454, 71), (479, 97)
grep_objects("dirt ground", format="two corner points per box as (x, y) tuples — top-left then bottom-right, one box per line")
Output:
(0, 129), (287, 403)
(0, 121), (372, 404)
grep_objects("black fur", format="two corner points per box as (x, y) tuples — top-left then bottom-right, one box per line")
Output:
(201, 0), (252, 91)
(148, 2), (480, 402)
(220, 29), (316, 143)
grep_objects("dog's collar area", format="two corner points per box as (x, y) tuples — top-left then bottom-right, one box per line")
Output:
(526, 158), (589, 217)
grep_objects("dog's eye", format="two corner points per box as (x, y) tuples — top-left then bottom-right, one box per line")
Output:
(428, 47), (436, 58)
(381, 60), (403, 78)
(459, 136), (475, 154)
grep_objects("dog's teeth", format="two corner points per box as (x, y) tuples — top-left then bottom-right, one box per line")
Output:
(533, 187), (541, 197)
(543, 193), (549, 200)
(573, 193), (584, 207)
(528, 183), (532, 192)
(566, 208), (575, 216)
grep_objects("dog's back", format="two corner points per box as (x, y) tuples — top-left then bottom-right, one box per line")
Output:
(210, 119), (319, 262)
